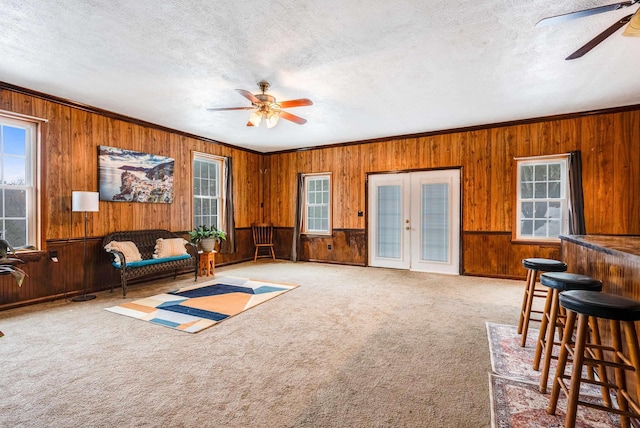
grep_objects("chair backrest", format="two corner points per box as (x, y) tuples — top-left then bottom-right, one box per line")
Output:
(252, 223), (273, 246)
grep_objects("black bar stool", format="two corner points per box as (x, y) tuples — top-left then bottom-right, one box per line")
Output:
(532, 272), (602, 394)
(547, 290), (640, 428)
(519, 258), (567, 347)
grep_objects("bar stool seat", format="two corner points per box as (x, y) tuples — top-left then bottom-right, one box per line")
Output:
(548, 290), (640, 428)
(533, 272), (602, 393)
(561, 291), (640, 321)
(519, 258), (567, 347)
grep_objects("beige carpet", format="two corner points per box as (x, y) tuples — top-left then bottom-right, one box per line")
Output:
(0, 261), (523, 427)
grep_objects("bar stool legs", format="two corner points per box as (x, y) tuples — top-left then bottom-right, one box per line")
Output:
(531, 272), (603, 394)
(534, 285), (561, 391)
(518, 268), (538, 335)
(547, 290), (640, 428)
(518, 258), (567, 347)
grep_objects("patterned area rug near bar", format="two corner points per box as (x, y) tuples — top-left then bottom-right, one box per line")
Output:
(105, 277), (298, 333)
(486, 322), (620, 428)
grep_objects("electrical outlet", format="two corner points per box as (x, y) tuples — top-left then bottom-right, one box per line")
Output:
(327, 244), (332, 250)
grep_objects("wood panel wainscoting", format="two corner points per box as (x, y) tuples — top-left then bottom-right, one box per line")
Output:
(268, 228), (366, 265)
(265, 228), (561, 278)
(463, 232), (561, 279)
(0, 229), (256, 311)
(301, 229), (366, 266)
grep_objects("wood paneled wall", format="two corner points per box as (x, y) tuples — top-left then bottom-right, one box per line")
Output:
(263, 109), (640, 277)
(0, 87), (262, 309)
(1, 89), (263, 238)
(2, 83), (639, 308)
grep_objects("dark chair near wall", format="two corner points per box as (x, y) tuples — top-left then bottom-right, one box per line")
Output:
(252, 223), (275, 262)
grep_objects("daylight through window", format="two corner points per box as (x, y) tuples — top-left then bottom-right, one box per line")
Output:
(303, 174), (331, 234)
(516, 156), (568, 241)
(0, 116), (37, 248)
(193, 153), (224, 230)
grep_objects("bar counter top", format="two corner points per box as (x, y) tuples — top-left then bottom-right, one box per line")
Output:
(559, 234), (640, 262)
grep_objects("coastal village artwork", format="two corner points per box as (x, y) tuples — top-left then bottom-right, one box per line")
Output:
(98, 146), (175, 203)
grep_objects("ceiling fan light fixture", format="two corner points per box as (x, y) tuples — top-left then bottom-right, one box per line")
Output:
(265, 110), (280, 128)
(249, 110), (262, 127)
(209, 81), (311, 127)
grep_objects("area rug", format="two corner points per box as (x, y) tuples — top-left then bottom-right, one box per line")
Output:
(490, 374), (620, 428)
(487, 322), (542, 386)
(487, 322), (620, 427)
(487, 322), (603, 396)
(105, 276), (298, 333)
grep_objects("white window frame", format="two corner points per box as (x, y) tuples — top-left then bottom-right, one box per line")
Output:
(0, 113), (40, 249)
(302, 173), (332, 235)
(192, 152), (224, 231)
(515, 154), (569, 242)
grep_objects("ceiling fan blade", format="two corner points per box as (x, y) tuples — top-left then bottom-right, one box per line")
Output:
(278, 98), (314, 108)
(279, 111), (307, 125)
(536, 1), (637, 27)
(235, 89), (261, 104)
(207, 107), (253, 111)
(566, 13), (633, 59)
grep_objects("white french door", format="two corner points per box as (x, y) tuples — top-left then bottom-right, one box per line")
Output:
(368, 169), (460, 274)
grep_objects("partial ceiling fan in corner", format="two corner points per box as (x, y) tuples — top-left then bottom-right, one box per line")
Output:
(207, 80), (313, 128)
(536, 0), (640, 60)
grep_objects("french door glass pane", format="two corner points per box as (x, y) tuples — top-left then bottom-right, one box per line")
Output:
(421, 183), (449, 262)
(377, 185), (401, 258)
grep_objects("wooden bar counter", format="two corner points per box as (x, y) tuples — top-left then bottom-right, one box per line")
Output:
(560, 234), (640, 405)
(560, 234), (640, 299)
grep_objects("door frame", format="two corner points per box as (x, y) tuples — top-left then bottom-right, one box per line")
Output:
(364, 166), (463, 273)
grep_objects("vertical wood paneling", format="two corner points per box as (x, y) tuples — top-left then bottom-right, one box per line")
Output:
(2, 85), (640, 307)
(0, 88), (262, 308)
(39, 101), (72, 241)
(264, 109), (640, 271)
(629, 111), (640, 231)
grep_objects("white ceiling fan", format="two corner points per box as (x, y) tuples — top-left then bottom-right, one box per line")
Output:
(208, 80), (313, 128)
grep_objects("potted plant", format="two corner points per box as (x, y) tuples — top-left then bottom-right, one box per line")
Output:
(188, 225), (226, 252)
(0, 238), (26, 286)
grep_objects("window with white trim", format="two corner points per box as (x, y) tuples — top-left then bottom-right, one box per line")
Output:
(516, 155), (569, 241)
(303, 174), (331, 235)
(193, 153), (224, 230)
(0, 116), (37, 249)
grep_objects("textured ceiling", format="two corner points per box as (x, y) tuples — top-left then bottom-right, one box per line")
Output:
(1, 1), (639, 153)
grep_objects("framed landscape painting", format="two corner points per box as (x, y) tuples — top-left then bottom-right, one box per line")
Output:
(98, 146), (174, 203)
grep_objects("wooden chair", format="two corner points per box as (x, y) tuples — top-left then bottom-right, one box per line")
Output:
(252, 223), (275, 262)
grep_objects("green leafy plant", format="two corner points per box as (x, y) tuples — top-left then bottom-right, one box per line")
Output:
(0, 238), (26, 287)
(188, 225), (227, 244)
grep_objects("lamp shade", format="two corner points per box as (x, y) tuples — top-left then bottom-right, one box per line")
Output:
(72, 191), (99, 212)
(265, 110), (280, 128)
(248, 110), (262, 127)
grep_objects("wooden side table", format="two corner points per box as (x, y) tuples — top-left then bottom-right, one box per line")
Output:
(199, 251), (216, 277)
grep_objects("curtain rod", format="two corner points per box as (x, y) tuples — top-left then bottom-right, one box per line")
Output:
(514, 152), (572, 161)
(0, 109), (48, 123)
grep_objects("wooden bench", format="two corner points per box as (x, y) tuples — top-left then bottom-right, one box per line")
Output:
(103, 229), (198, 297)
